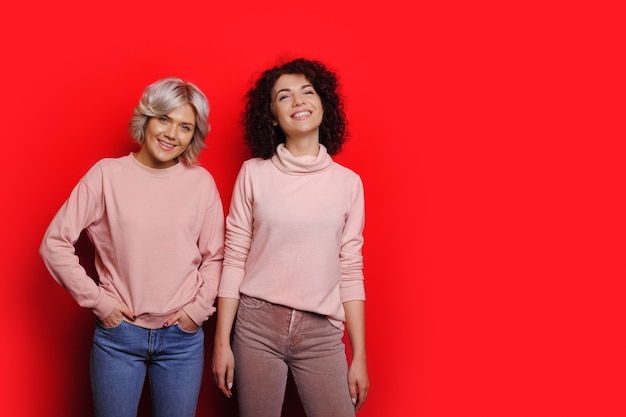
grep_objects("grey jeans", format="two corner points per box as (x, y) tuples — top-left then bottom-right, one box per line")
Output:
(233, 294), (356, 417)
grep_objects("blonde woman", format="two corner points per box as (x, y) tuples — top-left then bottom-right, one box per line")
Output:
(40, 77), (224, 417)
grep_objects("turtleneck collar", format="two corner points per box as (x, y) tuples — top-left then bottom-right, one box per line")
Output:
(270, 143), (333, 175)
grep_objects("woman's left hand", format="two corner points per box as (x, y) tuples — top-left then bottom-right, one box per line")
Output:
(348, 358), (370, 412)
(163, 309), (199, 332)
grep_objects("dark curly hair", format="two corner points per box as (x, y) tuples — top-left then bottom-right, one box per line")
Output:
(242, 58), (348, 159)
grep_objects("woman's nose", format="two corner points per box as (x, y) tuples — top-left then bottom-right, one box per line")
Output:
(164, 124), (177, 139)
(292, 93), (306, 106)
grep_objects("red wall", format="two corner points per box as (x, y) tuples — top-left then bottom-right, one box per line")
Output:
(2, 1), (624, 416)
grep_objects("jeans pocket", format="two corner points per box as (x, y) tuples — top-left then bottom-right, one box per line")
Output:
(96, 318), (125, 330)
(239, 294), (269, 310)
(175, 323), (202, 334)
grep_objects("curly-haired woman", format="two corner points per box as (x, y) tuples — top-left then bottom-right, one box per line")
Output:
(212, 58), (370, 417)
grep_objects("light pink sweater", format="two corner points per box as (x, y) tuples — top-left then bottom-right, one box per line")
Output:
(218, 144), (365, 328)
(40, 153), (225, 328)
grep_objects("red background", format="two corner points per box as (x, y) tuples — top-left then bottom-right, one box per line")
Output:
(1, 1), (624, 416)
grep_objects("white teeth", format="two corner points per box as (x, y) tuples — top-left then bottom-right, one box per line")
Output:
(293, 111), (310, 118)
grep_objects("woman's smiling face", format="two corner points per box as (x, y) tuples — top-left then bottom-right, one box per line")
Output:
(271, 73), (324, 140)
(136, 103), (196, 168)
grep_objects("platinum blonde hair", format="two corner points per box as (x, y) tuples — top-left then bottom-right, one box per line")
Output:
(129, 77), (210, 164)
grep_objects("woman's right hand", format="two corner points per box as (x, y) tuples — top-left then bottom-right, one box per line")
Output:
(101, 304), (134, 327)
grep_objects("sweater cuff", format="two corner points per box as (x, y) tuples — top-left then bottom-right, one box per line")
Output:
(92, 293), (119, 321)
(183, 301), (215, 327)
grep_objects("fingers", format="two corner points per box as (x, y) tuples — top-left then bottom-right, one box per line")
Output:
(355, 381), (369, 412)
(213, 368), (234, 397)
(221, 376), (234, 398)
(220, 366), (234, 398)
(163, 310), (185, 328)
(163, 312), (177, 328)
(349, 385), (358, 409)
(225, 368), (234, 398)
(119, 306), (136, 321)
(166, 311), (200, 331)
(102, 304), (129, 327)
(355, 393), (366, 412)
(349, 380), (369, 412)
(212, 349), (235, 398)
(349, 384), (358, 407)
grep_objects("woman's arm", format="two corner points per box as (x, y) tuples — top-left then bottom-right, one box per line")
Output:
(344, 299), (370, 411)
(212, 296), (240, 398)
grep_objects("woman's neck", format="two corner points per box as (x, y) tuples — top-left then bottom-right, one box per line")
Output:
(284, 135), (320, 157)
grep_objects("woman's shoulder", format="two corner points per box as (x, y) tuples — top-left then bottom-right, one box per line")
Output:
(90, 153), (133, 167)
(240, 156), (272, 171)
(331, 160), (362, 181)
(183, 162), (218, 184)
(83, 155), (130, 175)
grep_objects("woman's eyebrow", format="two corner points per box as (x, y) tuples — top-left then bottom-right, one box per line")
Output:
(274, 84), (313, 97)
(274, 87), (292, 97)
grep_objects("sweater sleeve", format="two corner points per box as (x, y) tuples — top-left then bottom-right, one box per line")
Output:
(183, 191), (225, 325)
(218, 163), (253, 298)
(39, 174), (119, 320)
(339, 175), (366, 302)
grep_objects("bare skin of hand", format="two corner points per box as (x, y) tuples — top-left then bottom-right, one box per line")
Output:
(211, 297), (239, 398)
(101, 304), (135, 328)
(101, 305), (199, 332)
(212, 343), (235, 398)
(348, 358), (370, 412)
(163, 309), (199, 332)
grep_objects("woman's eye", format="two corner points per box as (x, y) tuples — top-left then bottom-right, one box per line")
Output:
(181, 125), (191, 132)
(159, 116), (168, 123)
(278, 95), (289, 101)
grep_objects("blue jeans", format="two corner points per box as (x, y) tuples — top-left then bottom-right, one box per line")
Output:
(90, 320), (204, 417)
(233, 295), (355, 417)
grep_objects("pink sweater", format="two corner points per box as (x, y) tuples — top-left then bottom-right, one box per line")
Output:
(40, 153), (225, 329)
(218, 144), (365, 328)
